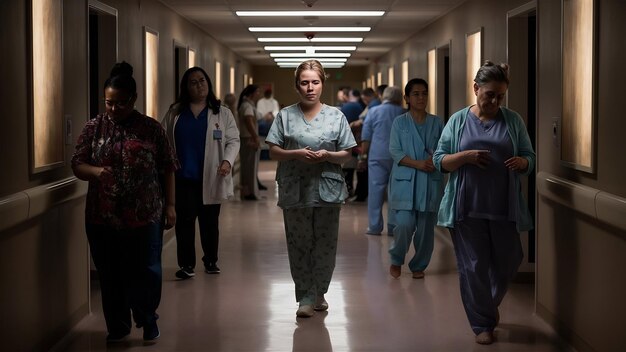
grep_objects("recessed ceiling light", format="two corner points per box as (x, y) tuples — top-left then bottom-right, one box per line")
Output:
(237, 11), (384, 17)
(270, 52), (351, 57)
(264, 46), (356, 51)
(278, 63), (345, 68)
(249, 27), (371, 32)
(258, 38), (364, 43)
(274, 58), (347, 62)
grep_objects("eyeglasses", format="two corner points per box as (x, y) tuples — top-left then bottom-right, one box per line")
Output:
(104, 96), (133, 109)
(189, 78), (207, 87)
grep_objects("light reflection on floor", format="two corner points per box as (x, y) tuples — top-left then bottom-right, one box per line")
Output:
(53, 161), (571, 352)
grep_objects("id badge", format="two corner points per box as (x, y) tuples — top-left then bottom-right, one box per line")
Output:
(213, 129), (222, 140)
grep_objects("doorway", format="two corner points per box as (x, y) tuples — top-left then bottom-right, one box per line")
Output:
(173, 41), (188, 100)
(436, 43), (451, 122)
(88, 1), (117, 119)
(507, 1), (537, 277)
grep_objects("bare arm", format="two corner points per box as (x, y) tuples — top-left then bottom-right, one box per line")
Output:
(73, 163), (111, 181)
(163, 170), (176, 229)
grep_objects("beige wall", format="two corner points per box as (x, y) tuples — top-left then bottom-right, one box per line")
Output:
(535, 1), (626, 351)
(0, 0), (251, 350)
(369, 0), (626, 351)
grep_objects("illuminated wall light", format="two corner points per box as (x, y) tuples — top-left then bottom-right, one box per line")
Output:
(402, 60), (409, 93)
(249, 76), (253, 85)
(188, 48), (196, 68)
(428, 49), (437, 115)
(237, 11), (384, 17)
(145, 27), (159, 119)
(270, 53), (350, 58)
(229, 66), (235, 94)
(388, 66), (394, 87)
(32, 0), (64, 170)
(258, 37), (363, 43)
(377, 72), (382, 87)
(371, 74), (375, 87)
(215, 61), (222, 101)
(367, 78), (372, 88)
(243, 73), (248, 87)
(466, 29), (482, 105)
(250, 27), (371, 32)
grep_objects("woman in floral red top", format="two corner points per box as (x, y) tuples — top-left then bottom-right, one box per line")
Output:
(72, 62), (178, 343)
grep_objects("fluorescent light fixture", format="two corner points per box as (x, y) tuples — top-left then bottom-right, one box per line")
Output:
(274, 58), (347, 62)
(264, 46), (356, 51)
(258, 37), (363, 43)
(270, 52), (350, 57)
(237, 11), (384, 17)
(278, 63), (345, 68)
(250, 27), (370, 32)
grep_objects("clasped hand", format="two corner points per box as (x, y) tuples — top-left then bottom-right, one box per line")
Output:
(299, 146), (330, 163)
(465, 150), (528, 172)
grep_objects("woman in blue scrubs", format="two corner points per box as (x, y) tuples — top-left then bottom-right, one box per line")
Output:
(387, 78), (444, 279)
(432, 61), (535, 345)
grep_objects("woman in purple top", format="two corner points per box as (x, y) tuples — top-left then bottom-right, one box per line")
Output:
(432, 61), (535, 345)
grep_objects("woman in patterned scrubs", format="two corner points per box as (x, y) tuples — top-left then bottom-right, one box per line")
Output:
(72, 62), (178, 342)
(265, 60), (356, 318)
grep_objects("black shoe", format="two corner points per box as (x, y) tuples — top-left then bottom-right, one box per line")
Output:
(242, 194), (258, 200)
(205, 263), (221, 274)
(175, 267), (195, 279)
(258, 182), (268, 191)
(143, 322), (160, 341)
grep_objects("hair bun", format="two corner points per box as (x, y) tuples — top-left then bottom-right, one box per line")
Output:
(109, 61), (133, 78)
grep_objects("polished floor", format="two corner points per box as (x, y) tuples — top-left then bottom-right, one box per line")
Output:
(55, 161), (571, 352)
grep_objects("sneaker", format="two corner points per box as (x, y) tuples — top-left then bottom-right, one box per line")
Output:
(475, 331), (494, 345)
(389, 265), (401, 278)
(175, 267), (195, 279)
(296, 304), (315, 318)
(314, 296), (329, 311)
(411, 271), (425, 279)
(205, 263), (221, 274)
(143, 322), (160, 341)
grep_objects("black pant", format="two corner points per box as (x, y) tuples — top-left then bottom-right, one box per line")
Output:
(87, 222), (163, 335)
(355, 169), (368, 200)
(175, 178), (221, 269)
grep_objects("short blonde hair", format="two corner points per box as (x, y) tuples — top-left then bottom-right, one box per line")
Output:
(294, 60), (327, 88)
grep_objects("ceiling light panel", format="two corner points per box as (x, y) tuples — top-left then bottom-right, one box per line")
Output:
(236, 11), (384, 17)
(258, 37), (363, 43)
(270, 53), (351, 57)
(264, 46), (356, 51)
(249, 27), (371, 32)
(274, 58), (347, 62)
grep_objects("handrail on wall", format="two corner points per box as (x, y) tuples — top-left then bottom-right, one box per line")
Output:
(536, 171), (626, 232)
(0, 177), (88, 233)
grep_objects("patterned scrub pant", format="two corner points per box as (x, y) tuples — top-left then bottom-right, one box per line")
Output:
(283, 207), (340, 305)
